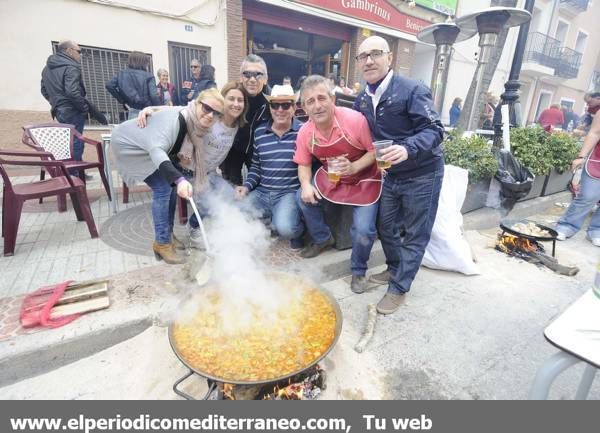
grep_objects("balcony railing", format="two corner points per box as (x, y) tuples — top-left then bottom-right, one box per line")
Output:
(523, 32), (561, 69)
(523, 32), (582, 79)
(559, 0), (589, 13)
(554, 46), (582, 79)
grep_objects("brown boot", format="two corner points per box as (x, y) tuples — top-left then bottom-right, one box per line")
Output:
(153, 242), (185, 264)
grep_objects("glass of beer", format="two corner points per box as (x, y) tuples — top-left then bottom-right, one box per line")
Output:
(373, 140), (393, 169)
(326, 157), (342, 183)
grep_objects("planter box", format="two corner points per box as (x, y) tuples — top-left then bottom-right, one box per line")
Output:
(542, 168), (572, 196)
(517, 174), (547, 201)
(461, 178), (491, 213)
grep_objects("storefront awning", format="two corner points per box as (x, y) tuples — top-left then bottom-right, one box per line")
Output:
(255, 0), (421, 42)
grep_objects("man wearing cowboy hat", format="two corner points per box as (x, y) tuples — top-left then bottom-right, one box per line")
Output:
(235, 84), (305, 248)
(294, 75), (381, 295)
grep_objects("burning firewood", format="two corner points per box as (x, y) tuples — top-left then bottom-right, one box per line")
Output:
(354, 304), (378, 353)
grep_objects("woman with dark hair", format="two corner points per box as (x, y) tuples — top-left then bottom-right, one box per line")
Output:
(105, 51), (161, 120)
(449, 97), (462, 127)
(111, 88), (225, 263)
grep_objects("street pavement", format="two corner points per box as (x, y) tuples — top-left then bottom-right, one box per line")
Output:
(0, 177), (598, 399)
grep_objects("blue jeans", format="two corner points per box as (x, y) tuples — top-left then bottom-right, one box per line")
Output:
(296, 189), (378, 276)
(378, 169), (443, 295)
(248, 188), (304, 240)
(57, 112), (86, 161)
(144, 169), (176, 244)
(556, 169), (600, 239)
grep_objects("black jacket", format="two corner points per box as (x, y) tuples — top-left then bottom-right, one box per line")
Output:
(41, 53), (89, 120)
(220, 89), (271, 185)
(353, 74), (444, 179)
(106, 68), (161, 110)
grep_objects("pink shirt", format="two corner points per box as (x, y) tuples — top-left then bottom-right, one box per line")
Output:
(294, 106), (374, 166)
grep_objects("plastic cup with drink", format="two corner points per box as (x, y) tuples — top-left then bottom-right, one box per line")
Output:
(326, 156), (343, 183)
(373, 139), (393, 169)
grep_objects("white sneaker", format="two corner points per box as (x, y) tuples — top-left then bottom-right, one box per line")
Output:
(555, 231), (567, 241)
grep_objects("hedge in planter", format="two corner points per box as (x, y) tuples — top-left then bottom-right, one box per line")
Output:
(543, 131), (579, 195)
(510, 126), (553, 201)
(443, 134), (498, 183)
(510, 126), (554, 176)
(443, 133), (498, 212)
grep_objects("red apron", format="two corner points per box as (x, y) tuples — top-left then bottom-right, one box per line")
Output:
(310, 119), (382, 206)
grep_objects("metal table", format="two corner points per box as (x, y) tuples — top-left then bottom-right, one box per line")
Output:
(530, 290), (599, 399)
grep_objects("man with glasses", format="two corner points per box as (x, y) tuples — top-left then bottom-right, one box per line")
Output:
(179, 59), (216, 105)
(41, 40), (107, 168)
(234, 85), (305, 248)
(221, 54), (271, 185)
(352, 35), (445, 315)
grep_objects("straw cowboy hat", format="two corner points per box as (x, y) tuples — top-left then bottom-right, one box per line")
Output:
(264, 84), (297, 102)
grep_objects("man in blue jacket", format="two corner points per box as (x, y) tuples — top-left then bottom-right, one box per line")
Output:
(352, 36), (445, 315)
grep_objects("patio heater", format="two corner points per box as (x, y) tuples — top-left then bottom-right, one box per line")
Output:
(455, 7), (531, 132)
(417, 23), (477, 113)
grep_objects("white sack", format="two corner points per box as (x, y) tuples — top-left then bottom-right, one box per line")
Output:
(422, 165), (480, 275)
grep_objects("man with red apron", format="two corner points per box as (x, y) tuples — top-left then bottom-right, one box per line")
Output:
(294, 75), (382, 294)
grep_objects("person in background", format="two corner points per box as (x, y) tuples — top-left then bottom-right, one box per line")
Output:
(338, 77), (354, 95)
(294, 76), (309, 122)
(449, 97), (462, 127)
(329, 74), (343, 95)
(41, 39), (107, 173)
(156, 68), (178, 106)
(180, 60), (217, 104)
(352, 35), (444, 315)
(555, 109), (600, 247)
(234, 85), (305, 249)
(282, 76), (292, 86)
(220, 54), (271, 185)
(353, 82), (362, 94)
(537, 103), (565, 131)
(578, 92), (600, 134)
(561, 104), (579, 131)
(111, 88), (224, 263)
(106, 51), (160, 120)
(481, 92), (496, 129)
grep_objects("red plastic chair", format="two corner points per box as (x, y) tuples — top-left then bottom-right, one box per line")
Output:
(21, 123), (111, 207)
(0, 150), (98, 256)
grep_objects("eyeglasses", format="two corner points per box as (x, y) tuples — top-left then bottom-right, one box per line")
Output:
(200, 102), (223, 118)
(242, 71), (265, 80)
(191, 65), (200, 69)
(355, 49), (388, 62)
(269, 102), (293, 110)
(71, 48), (82, 54)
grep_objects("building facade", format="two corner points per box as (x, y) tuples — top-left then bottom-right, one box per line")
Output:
(441, 0), (600, 126)
(224, 0), (450, 89)
(0, 0), (229, 127)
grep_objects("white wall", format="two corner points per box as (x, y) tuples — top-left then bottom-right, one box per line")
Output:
(0, 0), (228, 111)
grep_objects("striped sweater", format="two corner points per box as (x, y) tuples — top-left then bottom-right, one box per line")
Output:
(243, 119), (302, 191)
